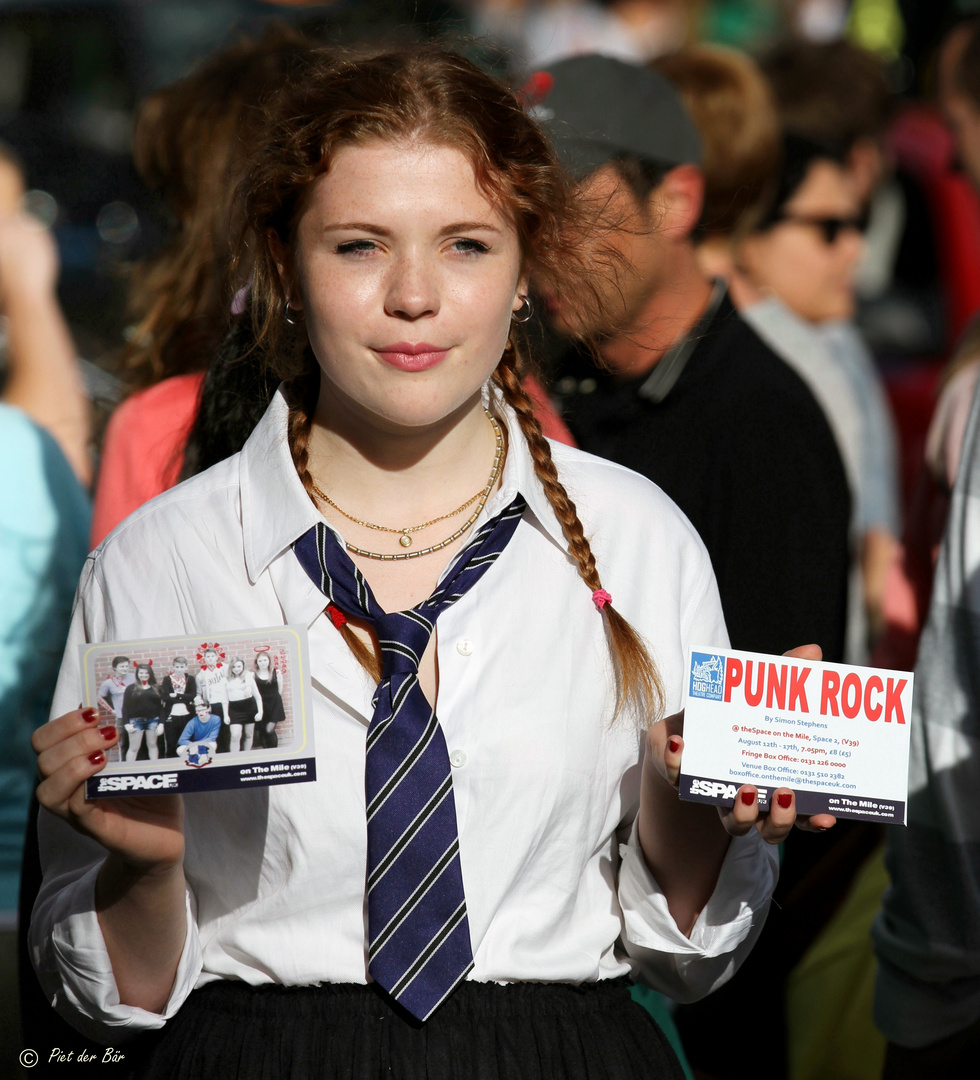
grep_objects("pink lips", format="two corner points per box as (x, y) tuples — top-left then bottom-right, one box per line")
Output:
(374, 342), (450, 372)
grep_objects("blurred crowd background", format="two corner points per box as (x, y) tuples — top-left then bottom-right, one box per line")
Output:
(2, 0), (977, 493)
(3, 1), (980, 1077)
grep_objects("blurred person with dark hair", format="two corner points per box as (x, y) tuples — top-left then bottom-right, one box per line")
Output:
(758, 41), (903, 649)
(871, 19), (980, 1074)
(735, 131), (901, 655)
(0, 147), (90, 1065)
(762, 38), (895, 208)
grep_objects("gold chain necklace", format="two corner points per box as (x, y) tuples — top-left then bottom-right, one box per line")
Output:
(312, 481), (481, 547)
(309, 410), (504, 561)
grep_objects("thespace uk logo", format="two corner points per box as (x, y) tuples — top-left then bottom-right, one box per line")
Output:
(690, 652), (725, 701)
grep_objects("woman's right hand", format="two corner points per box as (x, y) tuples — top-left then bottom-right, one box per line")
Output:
(33, 707), (185, 870)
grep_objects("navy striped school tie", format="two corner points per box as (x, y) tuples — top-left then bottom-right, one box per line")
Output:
(293, 495), (526, 1020)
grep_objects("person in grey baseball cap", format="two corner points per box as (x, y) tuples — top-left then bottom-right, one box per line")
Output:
(529, 53), (702, 179)
(540, 51), (852, 708)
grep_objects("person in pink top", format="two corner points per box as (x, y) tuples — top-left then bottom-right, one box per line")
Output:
(90, 30), (315, 547)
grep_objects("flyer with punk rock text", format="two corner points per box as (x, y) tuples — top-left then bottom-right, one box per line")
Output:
(679, 647), (913, 824)
(80, 626), (315, 798)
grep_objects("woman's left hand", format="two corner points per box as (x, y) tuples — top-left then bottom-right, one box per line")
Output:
(647, 644), (836, 844)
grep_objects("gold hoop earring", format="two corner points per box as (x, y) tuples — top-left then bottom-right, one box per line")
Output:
(512, 295), (533, 324)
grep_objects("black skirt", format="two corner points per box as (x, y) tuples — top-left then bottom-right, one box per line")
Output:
(128, 978), (685, 1080)
(228, 697), (259, 724)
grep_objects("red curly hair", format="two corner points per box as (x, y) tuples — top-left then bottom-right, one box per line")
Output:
(240, 45), (663, 724)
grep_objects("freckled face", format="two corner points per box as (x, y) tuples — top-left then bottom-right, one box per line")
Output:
(288, 141), (526, 432)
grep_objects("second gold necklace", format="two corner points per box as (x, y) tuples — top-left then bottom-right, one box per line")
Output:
(310, 410), (504, 561)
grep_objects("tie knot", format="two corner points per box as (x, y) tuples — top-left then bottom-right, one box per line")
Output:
(375, 611), (433, 677)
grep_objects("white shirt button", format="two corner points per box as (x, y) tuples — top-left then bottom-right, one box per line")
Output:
(456, 639), (473, 656)
(449, 749), (467, 768)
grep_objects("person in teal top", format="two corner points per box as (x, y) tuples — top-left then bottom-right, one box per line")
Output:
(0, 150), (92, 1062)
(0, 404), (90, 916)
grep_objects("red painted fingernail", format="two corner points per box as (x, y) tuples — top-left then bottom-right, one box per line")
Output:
(668, 737), (681, 754)
(82, 708), (98, 723)
(100, 726), (117, 741)
(740, 790), (755, 805)
(777, 793), (792, 809)
(88, 751), (105, 766)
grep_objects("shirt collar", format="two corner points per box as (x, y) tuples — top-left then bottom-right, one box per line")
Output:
(479, 385), (569, 555)
(240, 388), (323, 583)
(240, 384), (571, 585)
(636, 277), (727, 404)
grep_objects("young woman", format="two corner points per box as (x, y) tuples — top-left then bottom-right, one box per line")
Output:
(121, 663), (163, 762)
(30, 47), (827, 1078)
(253, 652), (285, 749)
(224, 656), (263, 752)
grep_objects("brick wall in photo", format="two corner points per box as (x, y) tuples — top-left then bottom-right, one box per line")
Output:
(91, 632), (299, 763)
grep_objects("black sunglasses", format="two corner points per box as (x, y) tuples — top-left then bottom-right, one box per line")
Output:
(771, 210), (869, 244)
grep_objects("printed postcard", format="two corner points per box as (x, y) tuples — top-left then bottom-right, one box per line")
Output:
(80, 626), (315, 798)
(679, 646), (913, 824)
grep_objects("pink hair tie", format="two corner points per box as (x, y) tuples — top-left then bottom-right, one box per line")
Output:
(592, 588), (612, 612)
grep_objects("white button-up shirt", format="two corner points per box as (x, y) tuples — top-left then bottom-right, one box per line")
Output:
(31, 389), (778, 1043)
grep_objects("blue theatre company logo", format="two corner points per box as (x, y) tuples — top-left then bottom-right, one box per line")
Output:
(690, 652), (725, 701)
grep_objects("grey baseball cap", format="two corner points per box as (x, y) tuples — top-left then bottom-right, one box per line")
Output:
(526, 54), (702, 179)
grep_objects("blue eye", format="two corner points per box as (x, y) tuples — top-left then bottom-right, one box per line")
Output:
(335, 240), (378, 255)
(450, 239), (490, 254)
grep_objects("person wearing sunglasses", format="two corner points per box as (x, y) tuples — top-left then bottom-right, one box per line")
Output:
(736, 135), (867, 326)
(735, 134), (900, 662)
